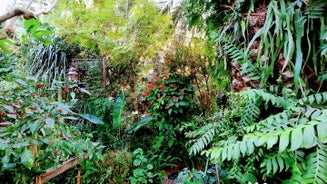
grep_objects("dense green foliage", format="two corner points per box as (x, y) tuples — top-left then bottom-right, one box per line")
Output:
(1, 0), (327, 183)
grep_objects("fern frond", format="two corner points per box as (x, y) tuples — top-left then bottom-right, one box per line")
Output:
(245, 110), (293, 133)
(188, 128), (216, 156)
(242, 89), (292, 109)
(204, 112), (327, 161)
(260, 151), (300, 177)
(297, 92), (327, 107)
(240, 99), (260, 128)
(302, 144), (327, 184)
(187, 119), (224, 156)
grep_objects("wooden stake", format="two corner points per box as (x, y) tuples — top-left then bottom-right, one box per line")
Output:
(77, 166), (81, 184)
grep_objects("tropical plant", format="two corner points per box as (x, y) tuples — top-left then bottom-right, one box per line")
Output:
(129, 148), (161, 184)
(0, 75), (103, 183)
(187, 87), (327, 183)
(181, 0), (327, 92)
(140, 72), (198, 153)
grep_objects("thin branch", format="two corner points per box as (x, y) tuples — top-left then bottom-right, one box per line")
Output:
(0, 9), (24, 23)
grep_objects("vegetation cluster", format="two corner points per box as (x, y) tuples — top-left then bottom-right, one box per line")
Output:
(0, 0), (326, 183)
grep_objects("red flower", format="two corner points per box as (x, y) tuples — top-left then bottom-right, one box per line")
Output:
(54, 150), (59, 155)
(189, 97), (193, 100)
(67, 111), (71, 115)
(173, 96), (178, 102)
(161, 86), (166, 91)
(30, 106), (36, 111)
(171, 84), (176, 88)
(74, 131), (78, 136)
(63, 88), (69, 93)
(58, 109), (62, 113)
(164, 58), (171, 64)
(60, 133), (63, 137)
(146, 83), (155, 90)
(157, 95), (161, 98)
(152, 73), (158, 78)
(1, 124), (8, 127)
(202, 99), (208, 104)
(163, 70), (169, 79)
(193, 82), (198, 87)
(179, 90), (185, 95)
(40, 94), (45, 97)
(142, 91), (150, 97)
(36, 83), (43, 88)
(31, 93), (36, 97)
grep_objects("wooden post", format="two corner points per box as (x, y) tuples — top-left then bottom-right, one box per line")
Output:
(77, 166), (82, 184)
(102, 57), (106, 90)
(35, 158), (82, 184)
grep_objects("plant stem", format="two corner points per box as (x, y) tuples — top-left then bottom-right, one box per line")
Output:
(215, 163), (220, 184)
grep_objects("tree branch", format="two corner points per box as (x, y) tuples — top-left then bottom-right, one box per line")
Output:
(0, 9), (24, 23)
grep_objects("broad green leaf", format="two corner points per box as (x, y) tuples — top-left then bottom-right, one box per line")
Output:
(21, 148), (34, 169)
(317, 123), (327, 143)
(0, 141), (8, 150)
(2, 155), (10, 164)
(272, 157), (279, 174)
(4, 105), (14, 112)
(29, 121), (41, 133)
(168, 108), (172, 115)
(7, 114), (16, 119)
(279, 131), (290, 152)
(302, 125), (316, 148)
(133, 116), (152, 131)
(45, 118), (55, 128)
(16, 79), (27, 86)
(240, 141), (247, 156)
(232, 143), (240, 160)
(147, 164), (153, 170)
(294, 9), (306, 87)
(2, 163), (16, 170)
(277, 156), (285, 172)
(12, 141), (29, 148)
(246, 139), (254, 154)
(227, 146), (232, 161)
(290, 127), (303, 150)
(80, 88), (91, 95)
(221, 148), (227, 161)
(267, 134), (278, 149)
(113, 90), (125, 127)
(79, 113), (105, 124)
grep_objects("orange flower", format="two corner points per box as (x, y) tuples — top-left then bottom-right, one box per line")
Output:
(179, 90), (185, 95)
(193, 82), (198, 87)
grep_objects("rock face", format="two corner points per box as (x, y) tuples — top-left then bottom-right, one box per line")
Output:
(0, 0), (59, 33)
